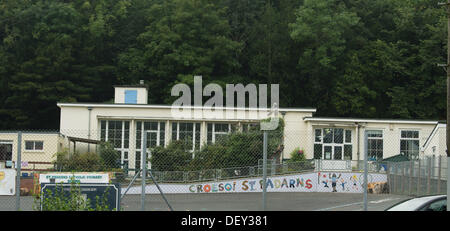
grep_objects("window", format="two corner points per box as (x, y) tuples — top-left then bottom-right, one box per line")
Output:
(242, 123), (258, 132)
(400, 130), (419, 159)
(124, 90), (137, 104)
(207, 123), (232, 144)
(367, 130), (383, 161)
(100, 120), (130, 168)
(25, 141), (44, 151)
(314, 128), (352, 160)
(172, 122), (200, 151)
(136, 121), (166, 170)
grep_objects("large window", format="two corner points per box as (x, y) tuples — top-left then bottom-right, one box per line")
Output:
(100, 120), (130, 168)
(172, 122), (200, 151)
(314, 128), (352, 160)
(135, 121), (166, 170)
(367, 130), (383, 161)
(400, 130), (419, 159)
(207, 123), (236, 144)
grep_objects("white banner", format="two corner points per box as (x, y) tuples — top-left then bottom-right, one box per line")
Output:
(123, 172), (387, 194)
(39, 172), (110, 184)
(0, 169), (16, 195)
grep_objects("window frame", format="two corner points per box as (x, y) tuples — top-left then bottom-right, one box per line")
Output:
(366, 130), (384, 161)
(24, 140), (44, 152)
(100, 120), (131, 168)
(207, 123), (232, 144)
(400, 129), (420, 160)
(314, 128), (353, 160)
(171, 122), (200, 152)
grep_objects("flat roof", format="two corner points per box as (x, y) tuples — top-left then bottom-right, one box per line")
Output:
(303, 117), (439, 125)
(113, 85), (148, 88)
(0, 131), (61, 134)
(57, 102), (317, 113)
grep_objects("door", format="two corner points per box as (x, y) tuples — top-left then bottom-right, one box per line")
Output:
(0, 142), (13, 168)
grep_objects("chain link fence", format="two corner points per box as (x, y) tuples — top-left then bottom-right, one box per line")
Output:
(0, 124), (447, 211)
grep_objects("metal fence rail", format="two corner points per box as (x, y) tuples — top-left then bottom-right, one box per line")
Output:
(0, 128), (447, 211)
(387, 156), (448, 196)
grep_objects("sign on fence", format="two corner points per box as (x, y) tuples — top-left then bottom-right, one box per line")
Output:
(38, 172), (111, 184)
(124, 172), (388, 194)
(0, 169), (16, 195)
(40, 183), (121, 211)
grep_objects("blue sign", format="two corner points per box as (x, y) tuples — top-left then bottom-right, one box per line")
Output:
(40, 183), (121, 211)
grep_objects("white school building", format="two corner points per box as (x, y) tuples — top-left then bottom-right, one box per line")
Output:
(56, 84), (446, 170)
(0, 83), (447, 171)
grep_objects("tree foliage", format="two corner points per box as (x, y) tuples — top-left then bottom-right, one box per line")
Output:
(0, 0), (447, 130)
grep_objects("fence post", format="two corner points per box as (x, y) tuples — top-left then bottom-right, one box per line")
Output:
(141, 131), (147, 211)
(417, 159), (421, 196)
(427, 157), (431, 195)
(262, 131), (268, 211)
(402, 162), (405, 194)
(386, 162), (391, 194)
(438, 155), (442, 194)
(363, 131), (368, 211)
(15, 132), (22, 211)
(447, 153), (449, 211)
(409, 160), (413, 195)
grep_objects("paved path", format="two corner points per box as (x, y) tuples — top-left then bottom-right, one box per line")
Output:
(1, 192), (410, 211)
(120, 192), (411, 211)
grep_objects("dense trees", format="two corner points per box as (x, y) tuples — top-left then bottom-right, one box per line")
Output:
(0, 0), (447, 130)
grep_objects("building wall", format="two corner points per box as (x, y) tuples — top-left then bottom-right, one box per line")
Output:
(305, 121), (437, 161)
(59, 103), (445, 170)
(114, 87), (148, 104)
(0, 132), (65, 171)
(59, 104), (315, 168)
(422, 125), (447, 156)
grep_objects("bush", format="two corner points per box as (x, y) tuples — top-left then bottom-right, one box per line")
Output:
(288, 148), (306, 162)
(99, 142), (121, 169)
(53, 142), (122, 172)
(150, 140), (192, 171)
(190, 117), (285, 170)
(34, 182), (113, 211)
(148, 117), (285, 172)
(53, 149), (104, 172)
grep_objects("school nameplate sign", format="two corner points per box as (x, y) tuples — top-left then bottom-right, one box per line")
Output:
(39, 172), (110, 184)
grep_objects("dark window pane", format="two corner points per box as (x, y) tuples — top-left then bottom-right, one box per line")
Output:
(324, 146), (332, 160)
(25, 141), (34, 150)
(344, 145), (352, 160)
(314, 144), (322, 159)
(334, 146), (342, 160)
(35, 141), (43, 150)
(345, 130), (351, 143)
(315, 129), (321, 142)
(323, 129), (333, 143)
(172, 123), (178, 140)
(334, 128), (343, 144)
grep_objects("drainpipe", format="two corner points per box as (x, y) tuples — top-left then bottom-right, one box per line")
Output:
(87, 107), (93, 152)
(356, 123), (360, 170)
